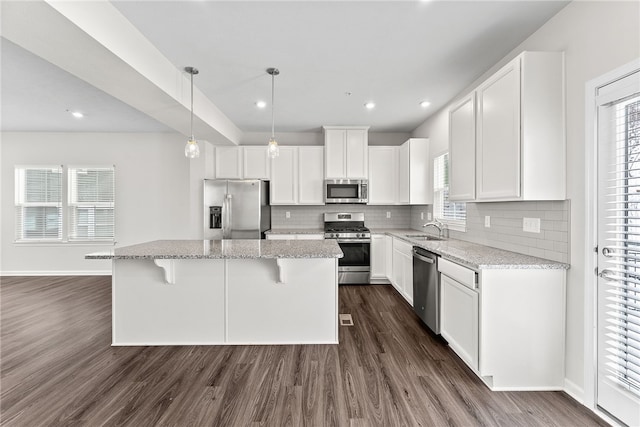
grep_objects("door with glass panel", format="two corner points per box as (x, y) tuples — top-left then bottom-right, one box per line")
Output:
(597, 69), (640, 427)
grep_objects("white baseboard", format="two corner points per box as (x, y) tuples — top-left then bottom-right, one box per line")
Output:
(564, 378), (585, 405)
(0, 270), (111, 277)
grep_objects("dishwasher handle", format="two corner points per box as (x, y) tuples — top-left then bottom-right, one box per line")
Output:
(413, 248), (435, 264)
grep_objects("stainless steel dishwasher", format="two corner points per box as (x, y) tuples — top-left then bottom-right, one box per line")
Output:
(412, 247), (440, 334)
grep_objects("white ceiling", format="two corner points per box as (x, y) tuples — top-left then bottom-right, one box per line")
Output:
(1, 0), (570, 136)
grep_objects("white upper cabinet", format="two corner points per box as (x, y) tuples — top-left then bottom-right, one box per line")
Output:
(449, 93), (476, 201)
(270, 147), (297, 205)
(323, 126), (369, 179)
(215, 147), (243, 179)
(398, 143), (410, 204)
(368, 147), (398, 205)
(475, 51), (565, 201)
(242, 147), (270, 179)
(297, 146), (324, 205)
(214, 146), (270, 180)
(270, 146), (324, 205)
(400, 138), (432, 205)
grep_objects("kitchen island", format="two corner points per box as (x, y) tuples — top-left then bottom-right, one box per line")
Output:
(86, 239), (343, 346)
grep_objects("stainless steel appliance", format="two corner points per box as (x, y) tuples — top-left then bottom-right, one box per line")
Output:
(324, 179), (368, 204)
(413, 246), (440, 334)
(203, 179), (271, 239)
(323, 212), (370, 284)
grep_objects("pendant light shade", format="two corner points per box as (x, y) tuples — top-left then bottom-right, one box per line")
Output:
(267, 68), (280, 159)
(184, 66), (200, 159)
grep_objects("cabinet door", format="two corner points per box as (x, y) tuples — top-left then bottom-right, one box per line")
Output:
(346, 129), (368, 178)
(368, 147), (398, 205)
(407, 138), (431, 205)
(385, 235), (393, 279)
(476, 59), (521, 200)
(441, 274), (479, 371)
(449, 94), (476, 201)
(392, 248), (403, 292)
(402, 251), (413, 305)
(324, 129), (346, 178)
(270, 147), (297, 205)
(243, 147), (270, 179)
(398, 142), (410, 204)
(370, 235), (387, 279)
(298, 147), (324, 205)
(215, 147), (243, 179)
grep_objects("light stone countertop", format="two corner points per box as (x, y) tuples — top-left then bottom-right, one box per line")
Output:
(371, 228), (569, 271)
(265, 228), (325, 235)
(85, 239), (343, 260)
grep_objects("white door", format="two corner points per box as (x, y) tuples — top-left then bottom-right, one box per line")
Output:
(298, 147), (324, 205)
(243, 146), (270, 179)
(346, 129), (368, 178)
(597, 69), (640, 427)
(368, 147), (398, 204)
(324, 129), (346, 178)
(449, 92), (476, 201)
(270, 147), (297, 205)
(215, 147), (243, 179)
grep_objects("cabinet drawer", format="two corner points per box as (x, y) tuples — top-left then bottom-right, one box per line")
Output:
(392, 237), (412, 255)
(438, 258), (476, 289)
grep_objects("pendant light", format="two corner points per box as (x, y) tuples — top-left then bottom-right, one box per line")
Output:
(266, 67), (280, 159)
(184, 66), (200, 159)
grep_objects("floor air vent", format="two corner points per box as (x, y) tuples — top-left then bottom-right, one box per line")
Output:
(339, 314), (354, 326)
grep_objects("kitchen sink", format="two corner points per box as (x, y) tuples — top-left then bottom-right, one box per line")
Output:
(405, 234), (444, 241)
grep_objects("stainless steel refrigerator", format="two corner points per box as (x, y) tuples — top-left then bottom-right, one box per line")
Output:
(203, 179), (271, 239)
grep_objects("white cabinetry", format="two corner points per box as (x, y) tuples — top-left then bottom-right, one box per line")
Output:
(439, 258), (479, 371)
(215, 147), (243, 179)
(370, 234), (390, 283)
(438, 257), (566, 390)
(391, 237), (413, 305)
(368, 147), (398, 205)
(474, 51), (565, 201)
(266, 233), (324, 240)
(323, 126), (369, 179)
(449, 93), (476, 201)
(270, 146), (324, 205)
(399, 138), (431, 205)
(215, 146), (270, 179)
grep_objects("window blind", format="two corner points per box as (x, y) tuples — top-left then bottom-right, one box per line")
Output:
(433, 153), (466, 224)
(68, 167), (115, 241)
(601, 95), (640, 396)
(14, 166), (63, 241)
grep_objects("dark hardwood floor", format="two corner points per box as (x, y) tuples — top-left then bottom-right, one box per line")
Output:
(1, 276), (606, 426)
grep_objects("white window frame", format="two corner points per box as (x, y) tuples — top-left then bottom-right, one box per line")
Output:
(14, 165), (116, 245)
(14, 165), (63, 242)
(67, 166), (116, 242)
(433, 152), (466, 232)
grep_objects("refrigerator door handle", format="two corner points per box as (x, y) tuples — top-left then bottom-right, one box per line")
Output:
(226, 194), (233, 238)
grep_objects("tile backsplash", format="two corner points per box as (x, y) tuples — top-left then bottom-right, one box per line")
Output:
(271, 205), (411, 229)
(411, 201), (570, 263)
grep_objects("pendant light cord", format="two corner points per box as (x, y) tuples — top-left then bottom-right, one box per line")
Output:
(190, 71), (194, 139)
(271, 72), (275, 139)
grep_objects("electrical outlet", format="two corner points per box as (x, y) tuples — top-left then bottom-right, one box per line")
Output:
(523, 217), (541, 233)
(484, 216), (491, 228)
(285, 211), (290, 219)
(427, 212), (432, 220)
(386, 211), (391, 219)
(420, 212), (424, 220)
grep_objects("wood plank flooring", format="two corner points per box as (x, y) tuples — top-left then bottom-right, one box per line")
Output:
(1, 276), (607, 426)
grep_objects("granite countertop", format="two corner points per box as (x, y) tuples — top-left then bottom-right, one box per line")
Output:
(85, 239), (343, 260)
(265, 228), (325, 235)
(371, 228), (569, 271)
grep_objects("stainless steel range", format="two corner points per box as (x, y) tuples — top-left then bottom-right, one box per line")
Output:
(324, 212), (371, 285)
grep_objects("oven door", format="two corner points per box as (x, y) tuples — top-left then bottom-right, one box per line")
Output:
(336, 239), (370, 284)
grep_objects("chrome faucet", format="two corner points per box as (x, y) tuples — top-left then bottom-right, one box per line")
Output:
(422, 219), (444, 238)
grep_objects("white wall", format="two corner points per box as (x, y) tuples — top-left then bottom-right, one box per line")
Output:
(0, 132), (202, 275)
(411, 0), (640, 402)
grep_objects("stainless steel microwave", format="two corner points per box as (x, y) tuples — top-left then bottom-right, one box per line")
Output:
(324, 179), (368, 204)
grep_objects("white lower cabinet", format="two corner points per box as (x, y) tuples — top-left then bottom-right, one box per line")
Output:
(440, 260), (479, 371)
(370, 234), (389, 282)
(266, 233), (324, 240)
(391, 237), (413, 305)
(438, 257), (566, 390)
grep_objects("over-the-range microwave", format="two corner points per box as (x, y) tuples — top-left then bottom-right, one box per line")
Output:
(324, 179), (368, 204)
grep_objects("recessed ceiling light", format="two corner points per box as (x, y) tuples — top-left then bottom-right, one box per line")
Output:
(256, 100), (267, 109)
(364, 102), (376, 109)
(420, 101), (431, 108)
(70, 111), (84, 118)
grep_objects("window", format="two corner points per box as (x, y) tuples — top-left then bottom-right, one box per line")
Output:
(433, 153), (466, 231)
(14, 165), (115, 243)
(68, 167), (115, 241)
(15, 166), (63, 241)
